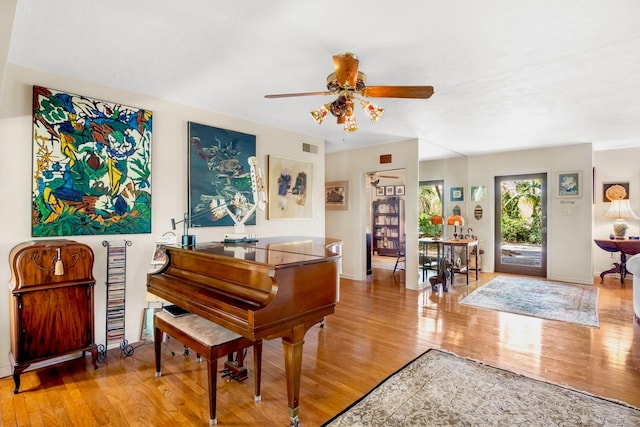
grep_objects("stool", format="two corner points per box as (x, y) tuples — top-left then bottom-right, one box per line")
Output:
(154, 310), (262, 426)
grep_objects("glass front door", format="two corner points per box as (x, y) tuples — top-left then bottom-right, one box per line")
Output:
(494, 173), (547, 276)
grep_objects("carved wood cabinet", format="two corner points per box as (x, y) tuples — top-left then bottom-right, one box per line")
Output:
(8, 240), (98, 393)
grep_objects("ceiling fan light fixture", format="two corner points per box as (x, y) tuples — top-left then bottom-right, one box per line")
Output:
(361, 100), (384, 123)
(344, 113), (358, 132)
(343, 100), (358, 132)
(310, 105), (329, 125)
(328, 96), (348, 117)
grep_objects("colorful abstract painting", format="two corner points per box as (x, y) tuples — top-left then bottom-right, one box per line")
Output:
(32, 86), (152, 236)
(188, 122), (257, 228)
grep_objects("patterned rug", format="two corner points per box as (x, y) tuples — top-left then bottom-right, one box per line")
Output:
(322, 349), (640, 426)
(459, 276), (599, 327)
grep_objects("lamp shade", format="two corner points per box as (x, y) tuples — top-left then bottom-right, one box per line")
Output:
(446, 215), (465, 226)
(430, 215), (444, 225)
(604, 199), (639, 220)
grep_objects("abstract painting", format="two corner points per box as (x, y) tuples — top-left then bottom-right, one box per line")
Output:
(268, 155), (313, 219)
(188, 122), (257, 227)
(32, 86), (152, 236)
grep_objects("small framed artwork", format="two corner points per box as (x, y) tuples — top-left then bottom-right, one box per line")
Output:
(325, 181), (349, 210)
(450, 187), (464, 202)
(150, 234), (178, 268)
(557, 171), (581, 198)
(375, 186), (385, 196)
(470, 185), (487, 201)
(602, 182), (629, 202)
(395, 185), (405, 196)
(385, 185), (395, 196)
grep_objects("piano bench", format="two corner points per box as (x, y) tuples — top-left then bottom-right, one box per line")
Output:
(153, 311), (262, 426)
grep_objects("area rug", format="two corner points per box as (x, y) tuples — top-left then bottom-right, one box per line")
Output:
(322, 349), (640, 426)
(459, 276), (599, 327)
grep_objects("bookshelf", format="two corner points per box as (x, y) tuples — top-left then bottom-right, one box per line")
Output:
(372, 198), (405, 256)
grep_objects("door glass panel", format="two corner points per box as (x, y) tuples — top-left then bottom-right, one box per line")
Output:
(494, 173), (547, 276)
(419, 180), (444, 238)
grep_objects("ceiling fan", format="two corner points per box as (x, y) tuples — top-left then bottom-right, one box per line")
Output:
(265, 52), (434, 132)
(367, 171), (399, 186)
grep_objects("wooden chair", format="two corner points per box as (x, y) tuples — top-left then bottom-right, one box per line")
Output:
(154, 310), (262, 426)
(393, 240), (406, 274)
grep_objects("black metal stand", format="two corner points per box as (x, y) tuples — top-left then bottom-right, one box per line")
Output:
(98, 240), (134, 362)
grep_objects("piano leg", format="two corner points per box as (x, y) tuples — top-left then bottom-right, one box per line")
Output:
(281, 324), (307, 427)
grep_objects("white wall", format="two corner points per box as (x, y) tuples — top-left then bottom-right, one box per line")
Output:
(325, 139), (421, 290)
(421, 144), (595, 284)
(0, 64), (327, 378)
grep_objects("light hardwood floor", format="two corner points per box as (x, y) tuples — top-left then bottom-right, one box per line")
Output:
(1, 269), (639, 426)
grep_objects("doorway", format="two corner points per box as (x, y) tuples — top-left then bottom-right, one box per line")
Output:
(494, 173), (547, 276)
(367, 169), (406, 274)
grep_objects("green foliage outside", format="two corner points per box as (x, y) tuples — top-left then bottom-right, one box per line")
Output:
(500, 179), (542, 244)
(418, 183), (443, 237)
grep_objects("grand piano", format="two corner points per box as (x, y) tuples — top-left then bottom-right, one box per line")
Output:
(147, 236), (342, 426)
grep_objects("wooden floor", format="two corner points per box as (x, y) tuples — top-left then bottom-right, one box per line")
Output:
(2, 270), (639, 426)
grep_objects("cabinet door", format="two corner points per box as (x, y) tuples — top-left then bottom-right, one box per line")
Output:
(18, 286), (92, 362)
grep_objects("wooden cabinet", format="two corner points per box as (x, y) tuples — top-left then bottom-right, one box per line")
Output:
(8, 240), (98, 393)
(372, 198), (405, 256)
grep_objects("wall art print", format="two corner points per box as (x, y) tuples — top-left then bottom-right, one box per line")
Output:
(268, 155), (313, 219)
(188, 122), (257, 228)
(32, 86), (152, 237)
(450, 186), (464, 202)
(557, 171), (581, 198)
(325, 181), (348, 210)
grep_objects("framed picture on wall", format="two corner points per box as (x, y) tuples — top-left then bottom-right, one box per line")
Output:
(395, 185), (405, 196)
(385, 185), (395, 196)
(450, 187), (464, 202)
(376, 186), (385, 196)
(602, 182), (629, 202)
(267, 155), (313, 219)
(325, 181), (348, 210)
(557, 171), (581, 198)
(188, 122), (257, 227)
(32, 85), (153, 236)
(470, 185), (487, 201)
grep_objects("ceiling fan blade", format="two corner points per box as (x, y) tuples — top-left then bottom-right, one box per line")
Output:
(265, 91), (332, 98)
(361, 85), (434, 99)
(333, 52), (359, 87)
(379, 175), (399, 179)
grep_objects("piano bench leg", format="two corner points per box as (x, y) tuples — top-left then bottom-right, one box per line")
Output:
(153, 311), (262, 426)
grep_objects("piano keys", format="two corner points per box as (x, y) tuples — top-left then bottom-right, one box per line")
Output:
(147, 236), (342, 426)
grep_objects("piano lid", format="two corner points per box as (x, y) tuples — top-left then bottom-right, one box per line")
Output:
(163, 236), (341, 267)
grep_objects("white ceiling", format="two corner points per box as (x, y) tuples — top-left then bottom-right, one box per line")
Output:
(7, 1), (640, 160)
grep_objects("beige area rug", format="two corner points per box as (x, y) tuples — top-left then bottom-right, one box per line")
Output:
(459, 276), (599, 328)
(372, 255), (401, 271)
(323, 349), (640, 426)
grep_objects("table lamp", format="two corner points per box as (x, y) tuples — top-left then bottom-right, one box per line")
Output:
(430, 215), (443, 239)
(446, 214), (465, 240)
(604, 199), (638, 239)
(604, 184), (638, 239)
